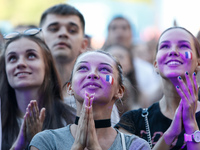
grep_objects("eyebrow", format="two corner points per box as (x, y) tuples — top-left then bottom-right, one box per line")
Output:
(47, 22), (79, 28)
(100, 63), (113, 68)
(47, 22), (59, 27)
(160, 41), (170, 44)
(178, 40), (191, 44)
(68, 22), (79, 28)
(7, 51), (16, 56)
(26, 49), (38, 54)
(77, 61), (113, 68)
(7, 49), (38, 56)
(160, 40), (191, 44)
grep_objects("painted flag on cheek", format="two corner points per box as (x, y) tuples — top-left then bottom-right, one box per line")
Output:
(106, 75), (114, 85)
(185, 51), (192, 59)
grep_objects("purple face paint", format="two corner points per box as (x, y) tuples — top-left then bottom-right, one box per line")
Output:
(106, 75), (114, 85)
(185, 51), (192, 59)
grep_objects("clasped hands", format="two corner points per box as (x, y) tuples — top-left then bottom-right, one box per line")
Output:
(11, 100), (45, 150)
(72, 91), (102, 150)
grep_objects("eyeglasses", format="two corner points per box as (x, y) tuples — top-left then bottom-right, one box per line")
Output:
(3, 28), (42, 40)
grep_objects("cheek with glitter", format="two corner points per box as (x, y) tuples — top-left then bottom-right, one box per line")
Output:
(185, 51), (192, 59)
(106, 75), (114, 85)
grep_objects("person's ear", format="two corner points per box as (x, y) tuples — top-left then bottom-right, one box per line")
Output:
(80, 38), (88, 53)
(154, 60), (159, 74)
(195, 58), (200, 72)
(66, 82), (74, 96)
(114, 85), (125, 100)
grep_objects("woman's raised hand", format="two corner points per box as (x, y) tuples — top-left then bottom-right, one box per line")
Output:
(176, 72), (199, 133)
(25, 100), (46, 142)
(10, 100), (45, 150)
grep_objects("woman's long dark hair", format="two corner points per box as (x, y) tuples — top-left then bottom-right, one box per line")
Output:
(0, 35), (75, 150)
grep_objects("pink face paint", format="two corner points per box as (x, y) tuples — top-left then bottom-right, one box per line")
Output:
(106, 75), (114, 85)
(185, 51), (192, 59)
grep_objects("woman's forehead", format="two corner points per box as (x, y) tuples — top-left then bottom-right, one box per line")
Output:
(75, 52), (116, 66)
(6, 37), (41, 54)
(159, 28), (193, 43)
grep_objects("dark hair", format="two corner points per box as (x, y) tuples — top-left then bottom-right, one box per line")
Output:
(39, 3), (85, 33)
(156, 26), (200, 58)
(0, 35), (75, 149)
(66, 50), (124, 89)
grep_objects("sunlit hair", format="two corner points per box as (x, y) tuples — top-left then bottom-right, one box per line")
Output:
(66, 50), (124, 88)
(0, 35), (74, 149)
(39, 3), (85, 34)
(156, 26), (200, 58)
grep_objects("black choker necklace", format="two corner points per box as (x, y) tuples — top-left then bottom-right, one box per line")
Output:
(75, 116), (111, 128)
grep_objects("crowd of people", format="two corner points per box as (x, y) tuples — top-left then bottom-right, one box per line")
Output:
(1, 3), (200, 150)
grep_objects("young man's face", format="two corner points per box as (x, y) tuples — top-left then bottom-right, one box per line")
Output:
(41, 14), (86, 63)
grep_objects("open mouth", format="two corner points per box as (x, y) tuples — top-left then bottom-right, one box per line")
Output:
(165, 60), (183, 65)
(15, 72), (31, 76)
(83, 82), (101, 88)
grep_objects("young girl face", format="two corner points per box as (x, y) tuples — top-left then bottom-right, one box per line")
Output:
(71, 52), (122, 104)
(155, 28), (199, 78)
(5, 37), (45, 90)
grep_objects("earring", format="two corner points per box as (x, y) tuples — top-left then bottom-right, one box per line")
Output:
(67, 89), (72, 96)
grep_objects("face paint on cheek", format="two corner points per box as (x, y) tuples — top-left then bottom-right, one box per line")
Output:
(185, 51), (192, 59)
(106, 75), (114, 85)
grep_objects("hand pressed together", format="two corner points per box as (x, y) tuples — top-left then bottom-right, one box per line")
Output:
(10, 100), (45, 150)
(72, 92), (102, 150)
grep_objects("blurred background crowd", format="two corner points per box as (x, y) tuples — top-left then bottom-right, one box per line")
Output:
(1, 0), (200, 111)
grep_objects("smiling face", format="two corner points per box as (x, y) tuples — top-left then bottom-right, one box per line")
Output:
(5, 37), (45, 90)
(71, 51), (123, 104)
(154, 28), (199, 78)
(41, 14), (85, 63)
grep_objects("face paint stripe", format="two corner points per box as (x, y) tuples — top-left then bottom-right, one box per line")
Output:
(185, 51), (192, 59)
(106, 75), (114, 85)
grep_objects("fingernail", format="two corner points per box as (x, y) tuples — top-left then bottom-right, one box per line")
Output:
(185, 72), (188, 75)
(194, 72), (196, 76)
(178, 76), (182, 80)
(176, 85), (179, 89)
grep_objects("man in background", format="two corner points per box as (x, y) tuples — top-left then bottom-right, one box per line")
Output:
(39, 4), (119, 126)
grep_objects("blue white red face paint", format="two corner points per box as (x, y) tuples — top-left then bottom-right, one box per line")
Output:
(185, 51), (192, 59)
(106, 75), (114, 85)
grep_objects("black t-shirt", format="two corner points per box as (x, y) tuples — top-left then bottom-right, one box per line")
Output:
(115, 102), (200, 149)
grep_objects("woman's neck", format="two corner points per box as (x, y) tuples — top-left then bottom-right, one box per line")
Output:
(15, 88), (40, 116)
(160, 77), (181, 119)
(76, 101), (113, 120)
